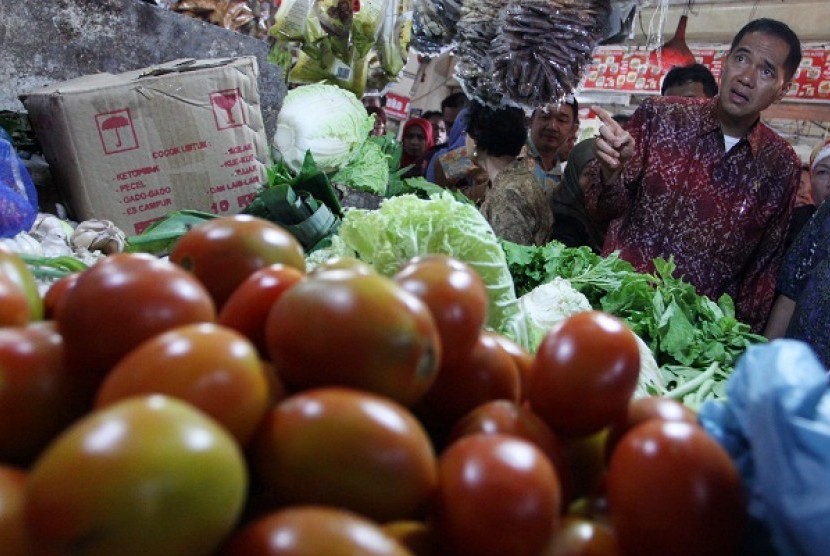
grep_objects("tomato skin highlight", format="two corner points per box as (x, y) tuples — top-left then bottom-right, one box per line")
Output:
(170, 215), (306, 309)
(96, 323), (271, 446)
(603, 396), (698, 464)
(606, 420), (747, 556)
(265, 272), (441, 407)
(528, 312), (640, 437)
(252, 388), (438, 523)
(220, 506), (412, 556)
(432, 434), (562, 556)
(58, 253), (216, 378)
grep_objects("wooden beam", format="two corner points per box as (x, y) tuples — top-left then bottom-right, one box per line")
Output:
(763, 103), (830, 122)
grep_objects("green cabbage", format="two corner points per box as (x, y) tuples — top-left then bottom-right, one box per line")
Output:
(330, 137), (390, 195)
(519, 277), (592, 352)
(324, 192), (528, 346)
(274, 83), (374, 174)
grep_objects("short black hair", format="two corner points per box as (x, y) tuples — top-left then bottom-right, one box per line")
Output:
(421, 110), (442, 121)
(466, 102), (527, 158)
(661, 63), (718, 97)
(730, 18), (802, 82)
(441, 92), (468, 112)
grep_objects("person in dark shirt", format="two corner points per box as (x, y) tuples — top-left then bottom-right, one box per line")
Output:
(587, 18), (803, 332)
(661, 63), (718, 98)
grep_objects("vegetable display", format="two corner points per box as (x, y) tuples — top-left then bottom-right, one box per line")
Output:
(501, 239), (765, 409)
(0, 216), (789, 555)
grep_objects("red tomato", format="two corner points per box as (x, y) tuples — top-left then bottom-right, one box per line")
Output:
(447, 399), (571, 506)
(604, 396), (698, 464)
(218, 264), (304, 357)
(490, 334), (535, 402)
(308, 256), (376, 277)
(265, 272), (441, 406)
(528, 312), (640, 437)
(42, 271), (80, 320)
(432, 434), (562, 556)
(0, 466), (31, 556)
(0, 274), (30, 327)
(170, 215), (306, 308)
(25, 395), (247, 555)
(252, 388), (437, 523)
(96, 323), (271, 446)
(542, 516), (620, 556)
(0, 322), (91, 466)
(221, 506), (411, 556)
(0, 247), (43, 321)
(606, 420), (746, 556)
(414, 330), (520, 444)
(57, 253), (216, 378)
(394, 255), (488, 367)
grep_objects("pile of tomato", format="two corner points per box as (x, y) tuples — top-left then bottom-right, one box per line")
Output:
(0, 215), (749, 556)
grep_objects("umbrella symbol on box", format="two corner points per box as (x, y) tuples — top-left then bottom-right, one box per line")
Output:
(95, 109), (137, 154)
(102, 115), (129, 147)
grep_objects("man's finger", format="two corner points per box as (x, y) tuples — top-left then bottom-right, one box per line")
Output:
(591, 105), (622, 130)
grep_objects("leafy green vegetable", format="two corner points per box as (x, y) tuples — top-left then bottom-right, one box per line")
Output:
(325, 193), (528, 347)
(331, 138), (390, 195)
(500, 239), (765, 408)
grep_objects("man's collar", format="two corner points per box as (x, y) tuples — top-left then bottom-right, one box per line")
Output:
(702, 97), (765, 157)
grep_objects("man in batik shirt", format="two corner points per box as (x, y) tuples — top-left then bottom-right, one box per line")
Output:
(586, 18), (802, 332)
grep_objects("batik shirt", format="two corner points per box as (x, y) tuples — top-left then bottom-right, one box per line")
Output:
(777, 200), (830, 368)
(480, 157), (554, 246)
(585, 97), (800, 332)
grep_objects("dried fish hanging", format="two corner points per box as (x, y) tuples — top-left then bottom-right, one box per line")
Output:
(453, 0), (508, 107)
(490, 0), (612, 110)
(410, 0), (463, 56)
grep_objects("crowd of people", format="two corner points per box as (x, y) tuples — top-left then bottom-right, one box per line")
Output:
(360, 17), (828, 365)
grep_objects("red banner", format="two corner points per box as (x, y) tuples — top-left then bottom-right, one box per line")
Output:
(581, 46), (830, 102)
(384, 93), (411, 120)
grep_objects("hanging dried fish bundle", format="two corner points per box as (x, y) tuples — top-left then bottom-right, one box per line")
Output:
(410, 0), (463, 56)
(453, 0), (508, 106)
(490, 0), (611, 109)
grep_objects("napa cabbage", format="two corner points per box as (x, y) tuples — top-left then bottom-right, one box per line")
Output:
(273, 83), (374, 174)
(319, 192), (529, 347)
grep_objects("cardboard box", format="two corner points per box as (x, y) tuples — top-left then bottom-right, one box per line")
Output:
(21, 57), (269, 234)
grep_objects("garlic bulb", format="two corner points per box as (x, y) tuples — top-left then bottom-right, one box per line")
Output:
(70, 219), (127, 255)
(29, 213), (75, 257)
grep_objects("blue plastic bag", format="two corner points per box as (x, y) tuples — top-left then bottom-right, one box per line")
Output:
(0, 131), (38, 238)
(699, 340), (830, 556)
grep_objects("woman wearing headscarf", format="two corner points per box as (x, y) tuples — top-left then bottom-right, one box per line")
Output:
(552, 137), (607, 253)
(400, 117), (434, 178)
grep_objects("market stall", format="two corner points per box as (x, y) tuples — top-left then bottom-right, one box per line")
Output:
(1, 1), (829, 555)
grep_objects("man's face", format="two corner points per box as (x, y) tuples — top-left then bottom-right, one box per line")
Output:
(718, 31), (791, 124)
(664, 81), (709, 98)
(530, 104), (576, 154)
